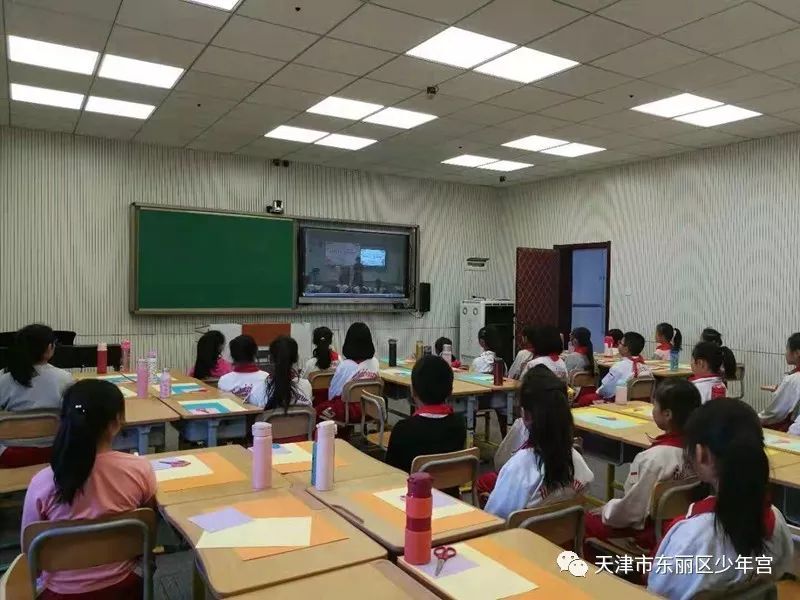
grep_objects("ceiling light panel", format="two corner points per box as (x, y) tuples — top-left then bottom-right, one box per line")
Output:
(673, 105), (761, 127)
(264, 125), (329, 143)
(85, 96), (155, 119)
(10, 83), (84, 109)
(503, 134), (568, 152)
(315, 134), (377, 150)
(541, 143), (605, 157)
(364, 107), (437, 129)
(406, 27), (516, 69)
(475, 47), (578, 83)
(441, 154), (498, 167)
(631, 93), (722, 118)
(478, 160), (533, 172)
(182, 0), (240, 9)
(307, 96), (383, 120)
(98, 55), (184, 89)
(7, 35), (99, 75)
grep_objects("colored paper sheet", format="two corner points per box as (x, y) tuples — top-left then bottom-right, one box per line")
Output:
(374, 488), (472, 519)
(178, 398), (244, 415)
(381, 368), (411, 377)
(152, 455), (212, 482)
(417, 552), (479, 578)
(153, 382), (206, 396)
(157, 451), (247, 493)
(197, 517), (312, 549)
(235, 514), (347, 560)
(271, 443), (313, 465)
(573, 407), (642, 430)
(118, 386), (137, 398)
(765, 433), (800, 455)
(270, 442), (347, 474)
(615, 405), (653, 419)
(189, 507), (252, 533)
(95, 374), (131, 384)
(455, 373), (495, 385)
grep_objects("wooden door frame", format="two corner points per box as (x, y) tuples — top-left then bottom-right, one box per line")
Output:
(554, 241), (611, 338)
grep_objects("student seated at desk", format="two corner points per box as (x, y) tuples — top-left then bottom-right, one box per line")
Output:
(22, 380), (156, 600)
(690, 341), (736, 403)
(385, 356), (466, 476)
(584, 380), (700, 556)
(563, 327), (597, 406)
(249, 335), (312, 411)
(701, 327), (724, 346)
(607, 328), (623, 349)
(593, 331), (651, 401)
(470, 325), (510, 437)
(434, 336), (461, 368)
(521, 325), (568, 380)
(189, 330), (232, 380)
(760, 333), (800, 431)
(0, 324), (72, 468)
(648, 400), (793, 600)
(508, 325), (535, 380)
(300, 326), (339, 379)
(654, 322), (682, 361)
(482, 365), (594, 520)
(217, 335), (268, 400)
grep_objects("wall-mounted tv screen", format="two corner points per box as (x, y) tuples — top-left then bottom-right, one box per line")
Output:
(299, 225), (412, 304)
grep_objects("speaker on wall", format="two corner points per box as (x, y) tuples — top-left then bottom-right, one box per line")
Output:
(418, 282), (430, 313)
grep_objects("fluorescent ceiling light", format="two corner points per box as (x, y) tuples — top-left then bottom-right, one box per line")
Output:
(7, 35), (99, 75)
(406, 27), (515, 69)
(541, 143), (605, 157)
(307, 96), (383, 120)
(478, 160), (532, 172)
(441, 154), (498, 167)
(264, 125), (329, 143)
(363, 107), (437, 129)
(182, 0), (240, 9)
(631, 93), (722, 118)
(85, 96), (155, 119)
(98, 54), (184, 89)
(315, 134), (377, 150)
(503, 134), (568, 152)
(10, 83), (83, 109)
(673, 104), (761, 127)
(475, 47), (578, 83)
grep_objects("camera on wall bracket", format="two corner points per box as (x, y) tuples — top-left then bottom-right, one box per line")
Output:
(266, 200), (284, 215)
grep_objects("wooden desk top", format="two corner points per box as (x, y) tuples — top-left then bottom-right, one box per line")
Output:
(594, 401), (653, 420)
(159, 384), (263, 420)
(594, 356), (692, 379)
(572, 407), (661, 448)
(398, 528), (658, 600)
(228, 560), (438, 600)
(282, 440), (403, 485)
(379, 363), (519, 397)
(164, 487), (387, 598)
(770, 463), (800, 488)
(124, 397), (180, 426)
(0, 463), (45, 493)
(150, 445), (290, 506)
(307, 472), (505, 554)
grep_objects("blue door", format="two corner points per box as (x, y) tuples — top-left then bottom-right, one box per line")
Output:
(571, 248), (608, 353)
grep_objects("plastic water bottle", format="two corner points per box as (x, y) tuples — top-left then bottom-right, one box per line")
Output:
(120, 340), (131, 372)
(441, 344), (453, 366)
(159, 369), (171, 399)
(615, 378), (629, 405)
(147, 350), (158, 384)
(252, 422), (273, 490)
(96, 342), (108, 375)
(669, 349), (679, 371)
(312, 421), (336, 491)
(136, 358), (149, 398)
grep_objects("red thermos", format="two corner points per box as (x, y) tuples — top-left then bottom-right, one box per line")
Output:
(97, 342), (108, 375)
(404, 472), (433, 565)
(493, 357), (504, 386)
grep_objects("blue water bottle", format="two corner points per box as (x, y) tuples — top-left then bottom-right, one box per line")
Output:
(669, 348), (679, 371)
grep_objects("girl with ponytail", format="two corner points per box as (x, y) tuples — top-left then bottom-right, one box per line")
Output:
(190, 330), (231, 380)
(690, 341), (738, 403)
(300, 326), (339, 378)
(761, 333), (800, 431)
(649, 400), (792, 600)
(22, 379), (157, 598)
(654, 322), (682, 360)
(250, 336), (313, 417)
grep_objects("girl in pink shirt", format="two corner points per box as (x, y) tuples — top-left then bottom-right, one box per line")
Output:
(22, 379), (157, 599)
(189, 330), (232, 380)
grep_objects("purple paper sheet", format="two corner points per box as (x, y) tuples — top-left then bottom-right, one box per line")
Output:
(431, 490), (458, 509)
(150, 460), (172, 471)
(189, 507), (252, 533)
(417, 553), (480, 578)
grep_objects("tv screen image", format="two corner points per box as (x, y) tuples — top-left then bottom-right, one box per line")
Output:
(359, 248), (386, 267)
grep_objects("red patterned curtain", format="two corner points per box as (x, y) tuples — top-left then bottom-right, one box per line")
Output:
(515, 248), (560, 349)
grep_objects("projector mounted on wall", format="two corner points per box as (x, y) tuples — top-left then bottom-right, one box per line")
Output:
(464, 257), (489, 271)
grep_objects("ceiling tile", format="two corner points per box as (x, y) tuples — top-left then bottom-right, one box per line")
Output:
(285, 144), (352, 163)
(221, 102), (298, 130)
(105, 26), (205, 67)
(394, 92), (476, 115)
(75, 112), (141, 141)
(238, 0), (363, 34)
(367, 56), (464, 88)
(213, 16), (319, 60)
(152, 91), (238, 126)
(328, 4), (445, 53)
(696, 73), (795, 102)
(742, 88), (800, 113)
(716, 114), (798, 137)
(774, 107), (800, 123)
(10, 103), (79, 133)
(389, 117), (482, 143)
(629, 118), (703, 140)
(585, 79), (679, 109)
(582, 109), (667, 130)
(487, 86), (575, 111)
(436, 72), (521, 102)
(371, 0), (491, 23)
(116, 0), (228, 43)
(496, 112), (571, 134)
(585, 130), (648, 148)
(9, 0), (122, 22)
(285, 111), (353, 131)
(174, 71), (260, 102)
(619, 139), (692, 157)
(267, 64), (355, 95)
(237, 137), (308, 158)
(0, 100), (8, 125)
(188, 132), (256, 153)
(295, 38), (395, 77)
(7, 62), (92, 95)
(663, 3), (795, 54)
(539, 98), (617, 121)
(535, 65), (630, 96)
(245, 84), (324, 110)
(592, 38), (704, 78)
(768, 61), (800, 83)
(598, 0), (742, 35)
(459, 126), (520, 145)
(531, 15), (649, 62)
(556, 0), (618, 11)
(667, 129), (746, 148)
(448, 103), (525, 125)
(4, 2), (112, 49)
(460, 0), (586, 44)
(719, 28), (800, 70)
(135, 120), (208, 147)
(88, 78), (172, 105)
(547, 122), (612, 141)
(645, 57), (752, 91)
(337, 78), (418, 104)
(193, 47), (284, 82)
(755, 0), (800, 21)
(338, 121), (401, 140)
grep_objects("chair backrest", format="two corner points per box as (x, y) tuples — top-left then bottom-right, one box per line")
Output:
(628, 376), (655, 400)
(262, 405), (316, 441)
(650, 477), (701, 544)
(201, 377), (220, 388)
(360, 391), (386, 422)
(308, 370), (334, 391)
(53, 331), (77, 345)
(411, 447), (480, 504)
(694, 579), (777, 600)
(0, 412), (59, 442)
(570, 371), (596, 388)
(506, 497), (586, 555)
(0, 554), (33, 600)
(342, 378), (383, 404)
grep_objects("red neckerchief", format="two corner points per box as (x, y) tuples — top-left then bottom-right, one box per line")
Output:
(573, 346), (589, 355)
(686, 496), (776, 537)
(414, 404), (454, 417)
(548, 353), (560, 361)
(791, 366), (800, 374)
(656, 342), (672, 352)
(330, 350), (339, 361)
(629, 355), (646, 377)
(650, 432), (683, 448)
(611, 341), (620, 348)
(233, 363), (259, 373)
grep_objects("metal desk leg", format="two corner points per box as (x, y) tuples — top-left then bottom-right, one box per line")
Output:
(466, 395), (476, 447)
(136, 425), (152, 455)
(207, 419), (220, 447)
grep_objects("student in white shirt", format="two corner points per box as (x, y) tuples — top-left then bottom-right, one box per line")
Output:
(649, 400), (793, 600)
(562, 326), (594, 374)
(470, 325), (509, 437)
(507, 325), (535, 380)
(217, 335), (268, 400)
(595, 331), (651, 400)
(483, 365), (594, 520)
(760, 333), (800, 431)
(521, 325), (568, 381)
(585, 379), (700, 555)
(248, 336), (312, 414)
(0, 324), (72, 467)
(300, 326), (339, 379)
(317, 322), (379, 423)
(690, 341), (737, 403)
(654, 322), (682, 361)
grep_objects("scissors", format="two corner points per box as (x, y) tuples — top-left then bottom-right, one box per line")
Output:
(433, 545), (457, 576)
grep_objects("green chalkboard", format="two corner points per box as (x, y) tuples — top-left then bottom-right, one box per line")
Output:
(131, 205), (295, 313)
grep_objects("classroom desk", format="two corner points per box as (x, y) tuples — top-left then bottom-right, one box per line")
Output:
(398, 528), (659, 600)
(280, 439), (403, 485)
(594, 355), (693, 379)
(150, 444), (290, 507)
(163, 486), (387, 598)
(307, 472), (505, 555)
(593, 400), (654, 421)
(117, 397), (180, 454)
(0, 463), (45, 494)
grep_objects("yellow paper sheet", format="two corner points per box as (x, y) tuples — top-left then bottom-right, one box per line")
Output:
(196, 517), (312, 549)
(157, 452), (247, 493)
(272, 443), (314, 465)
(373, 487), (474, 519)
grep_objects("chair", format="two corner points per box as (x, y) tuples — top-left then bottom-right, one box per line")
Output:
(0, 554), (33, 600)
(0, 411), (59, 446)
(570, 371), (596, 388)
(628, 376), (656, 401)
(52, 331), (77, 345)
(506, 497), (586, 555)
(360, 391), (388, 450)
(411, 447), (480, 505)
(694, 579), (777, 599)
(340, 378), (384, 426)
(308, 370), (334, 405)
(23, 508), (157, 600)
(201, 377), (220, 388)
(728, 363), (746, 400)
(261, 405), (316, 441)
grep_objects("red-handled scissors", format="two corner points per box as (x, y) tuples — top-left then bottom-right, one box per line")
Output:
(433, 545), (457, 576)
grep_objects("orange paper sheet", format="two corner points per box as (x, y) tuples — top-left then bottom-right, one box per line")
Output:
(468, 538), (592, 600)
(272, 442), (347, 474)
(158, 452), (247, 493)
(353, 490), (498, 533)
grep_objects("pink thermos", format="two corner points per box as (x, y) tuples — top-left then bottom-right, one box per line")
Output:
(493, 357), (504, 386)
(96, 342), (108, 375)
(136, 358), (149, 398)
(120, 339), (131, 372)
(404, 472), (433, 565)
(252, 422), (273, 490)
